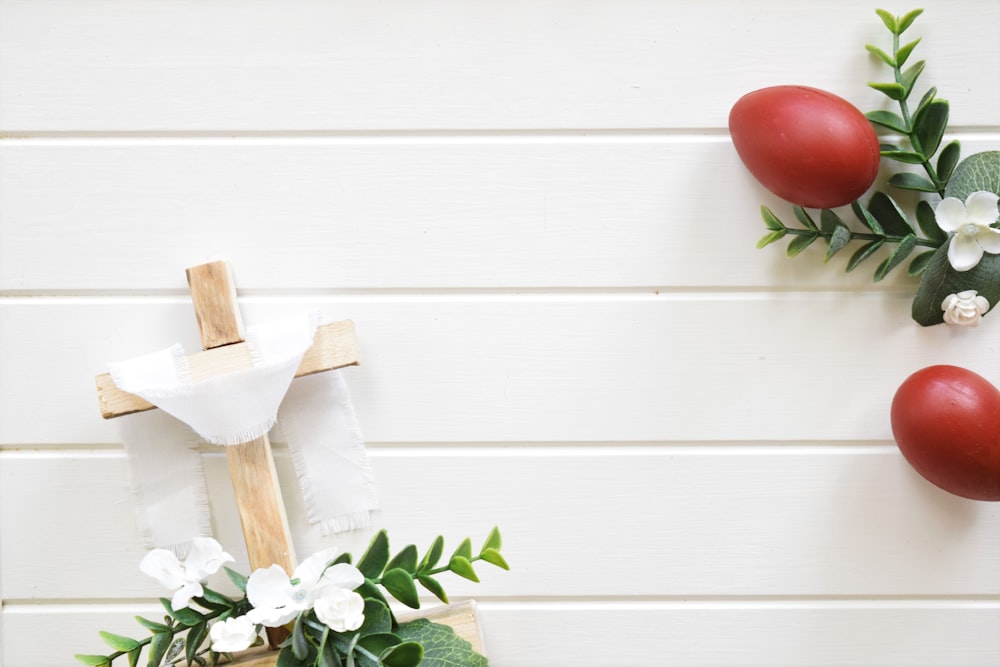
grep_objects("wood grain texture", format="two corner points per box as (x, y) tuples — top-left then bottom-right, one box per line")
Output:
(2, 451), (998, 600)
(5, 601), (1000, 667)
(3, 299), (996, 446)
(2, 1), (999, 665)
(95, 320), (359, 418)
(222, 437), (296, 575)
(186, 260), (246, 348)
(1, 0), (997, 132)
(2, 136), (998, 291)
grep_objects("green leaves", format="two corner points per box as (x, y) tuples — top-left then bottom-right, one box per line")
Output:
(447, 556), (479, 583)
(944, 151), (1000, 201)
(750, 8), (997, 328)
(757, 192), (939, 282)
(99, 632), (139, 653)
(873, 8), (923, 35)
(820, 209), (852, 262)
(379, 642), (424, 667)
(867, 192), (912, 236)
(74, 656), (111, 667)
(912, 245), (1000, 326)
(915, 200), (947, 245)
(874, 233), (917, 281)
(396, 619), (489, 667)
(360, 528), (508, 613)
(418, 536), (445, 572)
(382, 568), (421, 609)
(358, 530), (391, 579)
(895, 37), (921, 67)
(224, 566), (248, 594)
(76, 576), (244, 667)
(913, 99), (948, 158)
(865, 8), (957, 201)
(78, 528), (506, 667)
(936, 141), (961, 184)
(865, 109), (908, 133)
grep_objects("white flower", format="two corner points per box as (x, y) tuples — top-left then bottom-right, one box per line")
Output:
(245, 548), (364, 628)
(139, 537), (234, 610)
(209, 615), (259, 653)
(935, 191), (1000, 271)
(942, 290), (991, 326)
(313, 586), (366, 632)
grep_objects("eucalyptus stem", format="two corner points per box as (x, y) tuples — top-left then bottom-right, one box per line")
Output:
(782, 226), (938, 248)
(376, 553), (493, 582)
(888, 30), (945, 197)
(891, 32), (913, 127)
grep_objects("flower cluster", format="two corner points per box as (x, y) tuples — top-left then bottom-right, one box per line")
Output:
(934, 191), (998, 326)
(77, 528), (507, 667)
(244, 551), (365, 634)
(139, 537), (234, 613)
(750, 9), (999, 328)
(140, 538), (368, 655)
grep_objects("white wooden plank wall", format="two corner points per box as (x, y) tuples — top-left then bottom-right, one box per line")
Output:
(1, 1), (999, 665)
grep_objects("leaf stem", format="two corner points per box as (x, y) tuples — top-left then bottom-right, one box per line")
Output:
(95, 603), (241, 666)
(889, 26), (945, 197)
(782, 227), (938, 248)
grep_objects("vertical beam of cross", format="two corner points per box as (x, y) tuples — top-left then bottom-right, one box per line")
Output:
(97, 260), (360, 655)
(184, 261), (297, 577)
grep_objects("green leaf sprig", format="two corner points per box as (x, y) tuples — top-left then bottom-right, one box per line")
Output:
(755, 8), (1000, 326)
(757, 8), (946, 281)
(865, 8), (958, 198)
(76, 528), (508, 667)
(75, 583), (253, 667)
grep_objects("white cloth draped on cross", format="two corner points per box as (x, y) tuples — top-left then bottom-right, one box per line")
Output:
(108, 310), (379, 553)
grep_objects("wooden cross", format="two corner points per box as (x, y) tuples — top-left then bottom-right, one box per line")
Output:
(96, 260), (359, 654)
(96, 260), (484, 663)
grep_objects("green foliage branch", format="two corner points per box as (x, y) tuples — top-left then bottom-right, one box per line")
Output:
(75, 528), (508, 667)
(756, 8), (1000, 326)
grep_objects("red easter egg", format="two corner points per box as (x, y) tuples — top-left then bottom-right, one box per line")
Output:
(729, 85), (880, 209)
(890, 365), (1000, 501)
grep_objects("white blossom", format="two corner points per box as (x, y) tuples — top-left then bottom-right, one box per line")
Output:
(139, 537), (234, 610)
(209, 616), (259, 653)
(313, 586), (366, 632)
(935, 191), (1000, 271)
(245, 548), (364, 628)
(942, 290), (991, 327)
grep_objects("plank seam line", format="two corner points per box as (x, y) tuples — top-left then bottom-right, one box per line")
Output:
(5, 598), (1000, 613)
(0, 127), (998, 145)
(0, 444), (903, 459)
(0, 287), (920, 302)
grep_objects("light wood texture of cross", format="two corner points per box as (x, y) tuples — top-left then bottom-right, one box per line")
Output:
(96, 260), (363, 576)
(95, 260), (485, 663)
(96, 260), (358, 653)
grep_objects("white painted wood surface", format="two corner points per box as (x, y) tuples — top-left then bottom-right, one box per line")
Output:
(1, 1), (998, 665)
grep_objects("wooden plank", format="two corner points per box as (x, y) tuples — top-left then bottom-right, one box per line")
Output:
(222, 436), (296, 575)
(6, 601), (1000, 667)
(3, 451), (998, 600)
(94, 320), (359, 419)
(399, 601), (486, 656)
(3, 136), (998, 291)
(5, 298), (994, 445)
(217, 602), (483, 666)
(1, 0), (997, 132)
(186, 261), (246, 348)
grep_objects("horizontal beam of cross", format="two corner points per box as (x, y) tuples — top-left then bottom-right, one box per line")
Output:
(95, 319), (359, 419)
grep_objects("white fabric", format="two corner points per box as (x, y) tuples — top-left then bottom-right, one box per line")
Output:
(119, 409), (211, 552)
(108, 311), (378, 551)
(276, 372), (379, 534)
(109, 312), (318, 446)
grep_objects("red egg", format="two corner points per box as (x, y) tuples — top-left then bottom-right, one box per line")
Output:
(729, 85), (880, 209)
(890, 365), (1000, 501)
